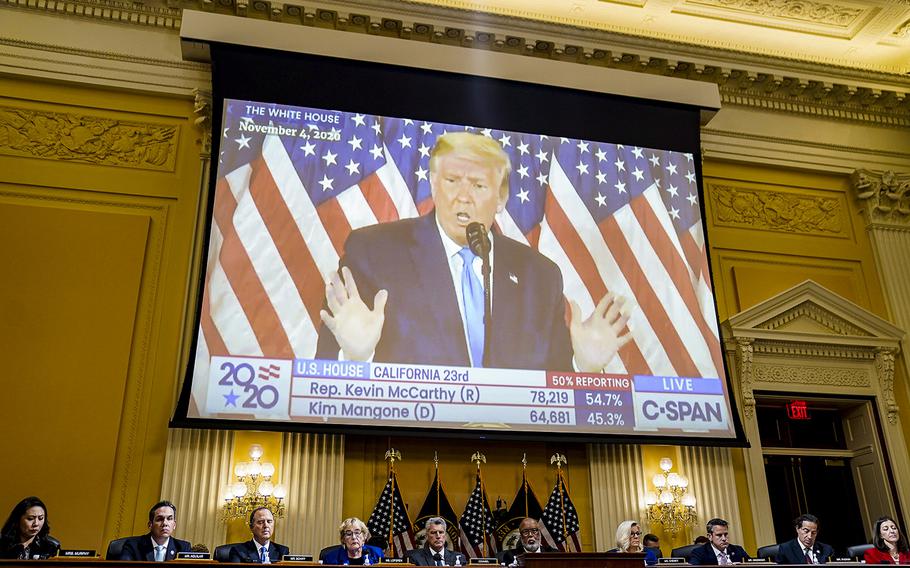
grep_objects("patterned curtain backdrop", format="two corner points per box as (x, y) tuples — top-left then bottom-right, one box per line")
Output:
(279, 432), (345, 556)
(587, 444), (647, 551)
(679, 446), (744, 545)
(160, 429), (233, 551)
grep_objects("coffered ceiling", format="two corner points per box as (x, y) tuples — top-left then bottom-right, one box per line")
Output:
(404, 0), (910, 75)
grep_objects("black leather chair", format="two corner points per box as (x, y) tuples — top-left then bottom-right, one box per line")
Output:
(846, 544), (874, 560)
(106, 537), (130, 560)
(757, 544), (779, 561)
(214, 544), (237, 563)
(319, 545), (344, 563)
(671, 544), (702, 561)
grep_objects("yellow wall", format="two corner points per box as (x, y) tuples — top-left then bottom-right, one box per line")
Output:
(3, 66), (907, 559)
(224, 432), (285, 543)
(0, 75), (204, 551)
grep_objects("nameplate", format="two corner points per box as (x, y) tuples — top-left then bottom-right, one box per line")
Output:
(177, 552), (212, 560)
(658, 558), (685, 564)
(283, 555), (315, 562)
(58, 550), (97, 558)
(469, 559), (497, 565)
(381, 558), (406, 564)
(830, 560), (863, 564)
(745, 559), (772, 563)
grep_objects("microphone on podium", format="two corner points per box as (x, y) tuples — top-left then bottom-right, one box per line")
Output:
(466, 222), (491, 258)
(465, 222), (492, 367)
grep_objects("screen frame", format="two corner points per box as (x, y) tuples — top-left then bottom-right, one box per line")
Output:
(172, 19), (747, 447)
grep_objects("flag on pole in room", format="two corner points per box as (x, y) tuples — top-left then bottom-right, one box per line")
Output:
(366, 469), (416, 557)
(494, 458), (547, 550)
(540, 472), (580, 552)
(459, 473), (498, 558)
(414, 458), (461, 548)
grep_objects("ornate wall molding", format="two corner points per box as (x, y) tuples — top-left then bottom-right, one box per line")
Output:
(752, 341), (878, 359)
(733, 338), (756, 418)
(758, 301), (870, 336)
(708, 184), (843, 235)
(4, 0), (910, 127)
(753, 362), (871, 387)
(852, 169), (910, 230)
(679, 0), (864, 28)
(876, 348), (899, 424)
(193, 88), (212, 157)
(0, 105), (179, 170)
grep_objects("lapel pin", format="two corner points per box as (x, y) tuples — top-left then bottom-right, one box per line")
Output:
(509, 272), (518, 284)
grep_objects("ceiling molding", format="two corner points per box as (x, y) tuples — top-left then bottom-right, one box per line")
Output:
(3, 0), (910, 127)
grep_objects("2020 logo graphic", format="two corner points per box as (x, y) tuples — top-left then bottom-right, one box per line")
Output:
(218, 361), (280, 409)
(206, 356), (292, 418)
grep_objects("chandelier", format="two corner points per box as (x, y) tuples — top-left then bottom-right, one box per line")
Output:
(221, 444), (287, 522)
(644, 457), (697, 537)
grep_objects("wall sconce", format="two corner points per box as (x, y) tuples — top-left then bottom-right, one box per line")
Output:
(221, 444), (287, 522)
(644, 457), (696, 537)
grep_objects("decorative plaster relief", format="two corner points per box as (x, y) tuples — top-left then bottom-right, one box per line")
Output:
(0, 106), (178, 170)
(753, 363), (871, 387)
(682, 0), (864, 27)
(876, 348), (899, 424)
(709, 184), (843, 234)
(852, 169), (910, 228)
(193, 89), (212, 158)
(734, 338), (756, 418)
(757, 301), (871, 336)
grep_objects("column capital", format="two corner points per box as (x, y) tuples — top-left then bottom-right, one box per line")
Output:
(851, 169), (910, 230)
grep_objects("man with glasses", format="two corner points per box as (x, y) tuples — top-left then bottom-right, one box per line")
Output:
(689, 518), (751, 565)
(228, 507), (289, 563)
(499, 518), (557, 566)
(406, 518), (466, 566)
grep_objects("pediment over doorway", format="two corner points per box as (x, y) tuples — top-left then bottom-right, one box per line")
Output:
(723, 280), (903, 349)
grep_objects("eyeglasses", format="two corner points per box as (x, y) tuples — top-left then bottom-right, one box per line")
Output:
(343, 530), (364, 538)
(630, 532), (642, 537)
(520, 529), (541, 536)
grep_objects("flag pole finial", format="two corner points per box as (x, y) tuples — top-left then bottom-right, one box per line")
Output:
(386, 448), (402, 472)
(433, 451), (439, 469)
(471, 451), (486, 470)
(521, 453), (528, 470)
(550, 453), (567, 470)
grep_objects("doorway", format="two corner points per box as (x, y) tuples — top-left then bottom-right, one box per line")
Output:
(756, 396), (887, 553)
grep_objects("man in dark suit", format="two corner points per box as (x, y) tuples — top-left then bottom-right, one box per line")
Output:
(498, 518), (557, 566)
(120, 501), (191, 562)
(406, 518), (467, 566)
(688, 518), (751, 565)
(228, 507), (289, 563)
(776, 514), (834, 564)
(316, 132), (630, 372)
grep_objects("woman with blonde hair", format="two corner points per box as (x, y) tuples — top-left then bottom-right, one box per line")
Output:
(609, 520), (657, 565)
(321, 517), (385, 565)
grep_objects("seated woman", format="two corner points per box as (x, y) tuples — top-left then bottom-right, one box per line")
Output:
(608, 521), (658, 566)
(322, 518), (385, 565)
(0, 497), (60, 560)
(865, 516), (910, 564)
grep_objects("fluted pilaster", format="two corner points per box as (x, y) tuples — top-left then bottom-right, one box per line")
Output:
(279, 432), (345, 555)
(160, 428), (233, 551)
(587, 444), (646, 551)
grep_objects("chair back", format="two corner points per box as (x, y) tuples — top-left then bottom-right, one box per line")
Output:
(670, 544), (701, 561)
(105, 537), (130, 560)
(757, 544), (779, 561)
(214, 544), (236, 563)
(846, 544), (874, 560)
(320, 545), (344, 562)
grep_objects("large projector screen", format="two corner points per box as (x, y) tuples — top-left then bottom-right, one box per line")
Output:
(174, 38), (744, 443)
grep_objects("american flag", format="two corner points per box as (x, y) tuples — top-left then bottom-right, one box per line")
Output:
(459, 474), (498, 558)
(540, 476), (580, 552)
(191, 100), (722, 405)
(367, 473), (416, 557)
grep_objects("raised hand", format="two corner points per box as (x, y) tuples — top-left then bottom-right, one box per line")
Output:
(569, 292), (633, 373)
(319, 266), (388, 361)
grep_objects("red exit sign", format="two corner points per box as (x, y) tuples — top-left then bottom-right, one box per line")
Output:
(786, 400), (810, 420)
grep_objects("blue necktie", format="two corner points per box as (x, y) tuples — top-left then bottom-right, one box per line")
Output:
(260, 546), (267, 563)
(457, 247), (485, 367)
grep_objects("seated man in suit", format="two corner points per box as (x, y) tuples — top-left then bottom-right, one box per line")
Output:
(316, 131), (631, 372)
(689, 518), (751, 565)
(776, 514), (834, 564)
(120, 500), (191, 562)
(228, 507), (289, 563)
(498, 518), (557, 566)
(643, 534), (663, 560)
(406, 517), (466, 566)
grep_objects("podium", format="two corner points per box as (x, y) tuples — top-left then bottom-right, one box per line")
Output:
(523, 552), (647, 568)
